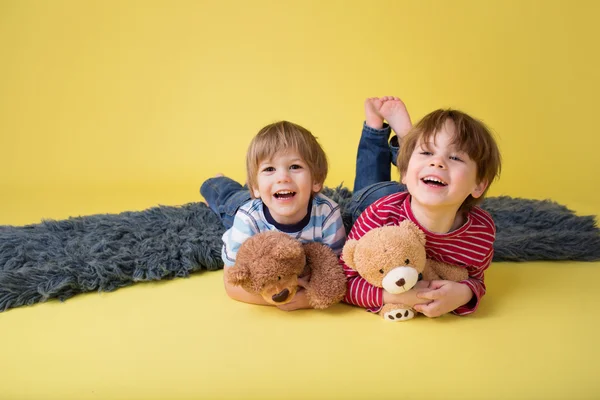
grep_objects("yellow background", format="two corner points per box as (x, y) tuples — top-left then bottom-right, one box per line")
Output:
(1, 1), (599, 399)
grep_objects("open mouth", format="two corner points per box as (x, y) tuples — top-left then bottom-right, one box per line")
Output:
(273, 190), (296, 199)
(421, 176), (448, 187)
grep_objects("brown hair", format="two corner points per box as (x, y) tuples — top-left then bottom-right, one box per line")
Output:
(246, 121), (328, 198)
(397, 109), (502, 212)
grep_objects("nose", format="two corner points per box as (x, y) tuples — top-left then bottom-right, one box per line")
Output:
(272, 289), (290, 303)
(429, 157), (446, 169)
(275, 169), (291, 183)
(395, 278), (406, 287)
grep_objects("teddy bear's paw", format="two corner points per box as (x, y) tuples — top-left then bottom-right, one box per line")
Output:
(383, 308), (415, 322)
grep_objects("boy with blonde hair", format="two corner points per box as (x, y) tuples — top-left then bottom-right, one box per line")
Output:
(343, 97), (502, 318)
(201, 121), (346, 311)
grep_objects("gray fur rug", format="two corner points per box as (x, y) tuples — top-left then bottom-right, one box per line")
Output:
(1, 187), (599, 312)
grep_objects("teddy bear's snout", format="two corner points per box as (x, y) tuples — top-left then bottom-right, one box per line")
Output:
(381, 266), (420, 294)
(272, 288), (290, 303)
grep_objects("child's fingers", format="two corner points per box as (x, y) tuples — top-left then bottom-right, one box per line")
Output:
(416, 288), (443, 300)
(427, 280), (448, 290)
(414, 302), (442, 317)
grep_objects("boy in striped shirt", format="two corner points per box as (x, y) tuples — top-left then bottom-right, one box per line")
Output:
(342, 96), (502, 317)
(201, 121), (346, 311)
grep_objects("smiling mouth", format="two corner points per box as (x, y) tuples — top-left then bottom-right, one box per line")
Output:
(274, 191), (296, 199)
(421, 177), (448, 187)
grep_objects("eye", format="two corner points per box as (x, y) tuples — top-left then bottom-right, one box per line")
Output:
(262, 166), (275, 172)
(404, 259), (410, 264)
(379, 269), (384, 274)
(420, 151), (432, 156)
(277, 276), (281, 281)
(289, 164), (302, 170)
(449, 155), (463, 162)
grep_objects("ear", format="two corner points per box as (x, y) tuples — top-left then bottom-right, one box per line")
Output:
(312, 181), (322, 193)
(401, 175), (407, 185)
(471, 179), (488, 199)
(227, 265), (249, 286)
(342, 240), (358, 270)
(252, 187), (261, 198)
(400, 220), (426, 247)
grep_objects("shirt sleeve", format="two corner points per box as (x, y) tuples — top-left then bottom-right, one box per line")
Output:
(321, 206), (347, 255)
(340, 202), (386, 312)
(221, 208), (260, 267)
(453, 242), (494, 315)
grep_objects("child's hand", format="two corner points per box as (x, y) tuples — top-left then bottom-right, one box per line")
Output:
(378, 96), (412, 139)
(382, 280), (432, 308)
(364, 97), (384, 129)
(414, 280), (473, 317)
(276, 288), (312, 311)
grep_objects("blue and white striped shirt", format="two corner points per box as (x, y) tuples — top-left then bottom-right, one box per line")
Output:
(222, 193), (346, 267)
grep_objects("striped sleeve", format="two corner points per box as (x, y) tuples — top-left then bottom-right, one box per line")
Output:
(221, 206), (260, 267)
(454, 247), (494, 315)
(452, 208), (496, 315)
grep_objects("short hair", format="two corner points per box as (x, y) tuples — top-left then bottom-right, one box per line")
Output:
(397, 109), (502, 212)
(246, 121), (328, 199)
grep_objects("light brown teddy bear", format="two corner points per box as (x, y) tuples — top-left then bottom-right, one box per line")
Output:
(227, 231), (347, 309)
(342, 220), (468, 321)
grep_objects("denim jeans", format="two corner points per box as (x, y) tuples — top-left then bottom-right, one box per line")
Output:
(200, 176), (251, 230)
(200, 122), (407, 229)
(346, 123), (407, 223)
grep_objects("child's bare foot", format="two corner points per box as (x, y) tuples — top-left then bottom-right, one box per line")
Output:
(214, 173), (224, 178)
(379, 96), (412, 139)
(364, 97), (384, 129)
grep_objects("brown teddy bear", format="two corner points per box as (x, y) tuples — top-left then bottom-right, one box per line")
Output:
(342, 220), (468, 321)
(227, 231), (347, 309)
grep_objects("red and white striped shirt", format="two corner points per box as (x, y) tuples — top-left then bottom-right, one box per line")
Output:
(341, 192), (495, 316)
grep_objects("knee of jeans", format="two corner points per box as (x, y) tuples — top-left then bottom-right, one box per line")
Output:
(223, 191), (252, 218)
(350, 182), (404, 218)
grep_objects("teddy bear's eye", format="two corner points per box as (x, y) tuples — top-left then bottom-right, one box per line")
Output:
(277, 276), (281, 281)
(404, 259), (410, 264)
(379, 269), (384, 274)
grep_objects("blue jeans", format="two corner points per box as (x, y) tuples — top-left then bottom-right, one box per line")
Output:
(200, 177), (251, 230)
(200, 122), (407, 229)
(345, 123), (407, 222)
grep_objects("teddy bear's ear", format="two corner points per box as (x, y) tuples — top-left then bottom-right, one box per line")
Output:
(400, 220), (427, 246)
(272, 238), (303, 261)
(342, 239), (358, 269)
(226, 264), (249, 287)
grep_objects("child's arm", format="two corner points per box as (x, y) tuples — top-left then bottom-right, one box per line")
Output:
(413, 280), (474, 317)
(223, 269), (272, 305)
(222, 208), (274, 306)
(415, 251), (493, 317)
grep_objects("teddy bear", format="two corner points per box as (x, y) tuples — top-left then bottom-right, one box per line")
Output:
(342, 220), (468, 321)
(227, 231), (347, 309)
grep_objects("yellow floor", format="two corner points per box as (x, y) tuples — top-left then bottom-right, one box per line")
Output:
(1, 262), (599, 400)
(1, 184), (599, 400)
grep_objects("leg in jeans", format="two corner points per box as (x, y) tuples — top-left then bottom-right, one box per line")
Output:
(347, 122), (407, 224)
(200, 176), (252, 230)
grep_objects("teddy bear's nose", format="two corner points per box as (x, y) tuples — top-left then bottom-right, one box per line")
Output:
(395, 278), (406, 287)
(272, 289), (290, 303)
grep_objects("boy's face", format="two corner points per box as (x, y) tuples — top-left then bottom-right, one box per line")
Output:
(253, 150), (322, 225)
(402, 120), (487, 212)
